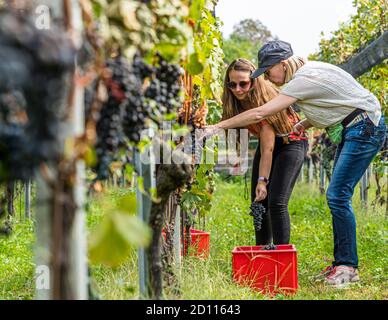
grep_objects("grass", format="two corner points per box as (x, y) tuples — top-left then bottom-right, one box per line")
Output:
(0, 219), (35, 300)
(0, 177), (387, 300)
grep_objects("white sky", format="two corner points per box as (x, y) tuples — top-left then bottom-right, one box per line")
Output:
(216, 0), (357, 58)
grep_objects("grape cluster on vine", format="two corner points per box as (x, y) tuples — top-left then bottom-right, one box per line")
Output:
(0, 8), (75, 183)
(94, 55), (134, 179)
(122, 54), (153, 144)
(93, 52), (182, 180)
(0, 8), (75, 235)
(144, 53), (182, 121)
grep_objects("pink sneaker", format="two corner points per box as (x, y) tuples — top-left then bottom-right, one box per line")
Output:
(324, 265), (360, 289)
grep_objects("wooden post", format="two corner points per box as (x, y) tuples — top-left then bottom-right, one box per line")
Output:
(35, 173), (53, 300)
(319, 150), (326, 194)
(299, 163), (304, 183)
(360, 166), (370, 208)
(385, 166), (388, 218)
(34, 0), (63, 300)
(173, 201), (181, 270)
(308, 158), (313, 184)
(6, 182), (15, 218)
(35, 0), (88, 300)
(135, 132), (156, 299)
(25, 180), (31, 219)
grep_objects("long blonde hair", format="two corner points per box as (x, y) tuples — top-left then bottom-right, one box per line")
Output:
(283, 55), (306, 83)
(222, 58), (299, 142)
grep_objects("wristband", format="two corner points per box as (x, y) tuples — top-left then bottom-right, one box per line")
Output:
(258, 177), (269, 185)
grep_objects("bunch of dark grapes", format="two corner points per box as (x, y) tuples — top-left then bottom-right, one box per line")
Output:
(0, 8), (74, 235)
(0, 8), (75, 182)
(122, 53), (153, 144)
(250, 201), (266, 232)
(93, 52), (182, 180)
(263, 243), (277, 250)
(132, 53), (154, 81)
(94, 56), (128, 179)
(94, 54), (154, 179)
(0, 91), (31, 181)
(144, 53), (181, 122)
(191, 131), (206, 165)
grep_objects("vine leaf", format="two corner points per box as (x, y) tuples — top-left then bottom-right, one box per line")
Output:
(89, 194), (151, 267)
(187, 52), (204, 75)
(189, 0), (206, 23)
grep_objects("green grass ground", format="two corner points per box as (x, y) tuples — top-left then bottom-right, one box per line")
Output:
(1, 177), (387, 300)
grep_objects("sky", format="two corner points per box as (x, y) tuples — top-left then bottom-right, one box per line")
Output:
(215, 0), (357, 58)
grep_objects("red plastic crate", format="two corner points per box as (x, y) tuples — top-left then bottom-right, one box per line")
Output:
(185, 229), (210, 259)
(162, 228), (210, 258)
(232, 245), (298, 295)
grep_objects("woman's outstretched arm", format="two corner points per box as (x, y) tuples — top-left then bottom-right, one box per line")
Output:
(216, 94), (297, 130)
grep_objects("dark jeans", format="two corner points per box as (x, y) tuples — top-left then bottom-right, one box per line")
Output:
(251, 138), (307, 245)
(327, 115), (386, 267)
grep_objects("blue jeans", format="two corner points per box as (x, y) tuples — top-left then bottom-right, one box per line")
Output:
(326, 115), (386, 268)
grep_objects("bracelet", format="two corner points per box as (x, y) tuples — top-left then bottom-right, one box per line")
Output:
(258, 177), (269, 185)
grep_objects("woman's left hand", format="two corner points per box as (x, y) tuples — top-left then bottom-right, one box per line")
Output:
(255, 182), (267, 202)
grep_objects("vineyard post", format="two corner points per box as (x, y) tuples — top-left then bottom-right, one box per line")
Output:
(68, 0), (89, 295)
(384, 165), (388, 218)
(308, 158), (313, 184)
(319, 149), (326, 194)
(299, 163), (304, 182)
(34, 0), (62, 300)
(135, 136), (156, 298)
(35, 0), (88, 299)
(35, 173), (53, 299)
(173, 204), (181, 269)
(25, 180), (31, 219)
(360, 165), (371, 208)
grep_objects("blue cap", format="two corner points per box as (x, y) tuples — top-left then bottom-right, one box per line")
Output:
(251, 40), (293, 78)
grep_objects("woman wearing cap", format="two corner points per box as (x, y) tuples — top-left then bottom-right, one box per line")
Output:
(206, 40), (386, 288)
(222, 58), (307, 246)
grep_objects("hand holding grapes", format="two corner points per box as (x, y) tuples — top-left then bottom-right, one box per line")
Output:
(255, 181), (267, 202)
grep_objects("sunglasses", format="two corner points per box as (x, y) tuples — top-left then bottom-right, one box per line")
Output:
(227, 80), (251, 90)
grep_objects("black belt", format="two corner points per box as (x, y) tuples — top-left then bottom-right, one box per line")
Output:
(341, 108), (365, 127)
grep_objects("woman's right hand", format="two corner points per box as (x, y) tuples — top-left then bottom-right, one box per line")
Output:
(255, 182), (267, 202)
(200, 124), (222, 139)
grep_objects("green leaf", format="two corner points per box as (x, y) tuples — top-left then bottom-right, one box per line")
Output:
(153, 43), (182, 62)
(117, 193), (137, 213)
(186, 52), (205, 75)
(92, 0), (104, 18)
(125, 164), (134, 182)
(89, 211), (150, 267)
(189, 0), (206, 22)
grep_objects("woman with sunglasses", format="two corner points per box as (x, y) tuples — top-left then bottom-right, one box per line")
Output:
(207, 41), (386, 288)
(222, 58), (307, 246)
